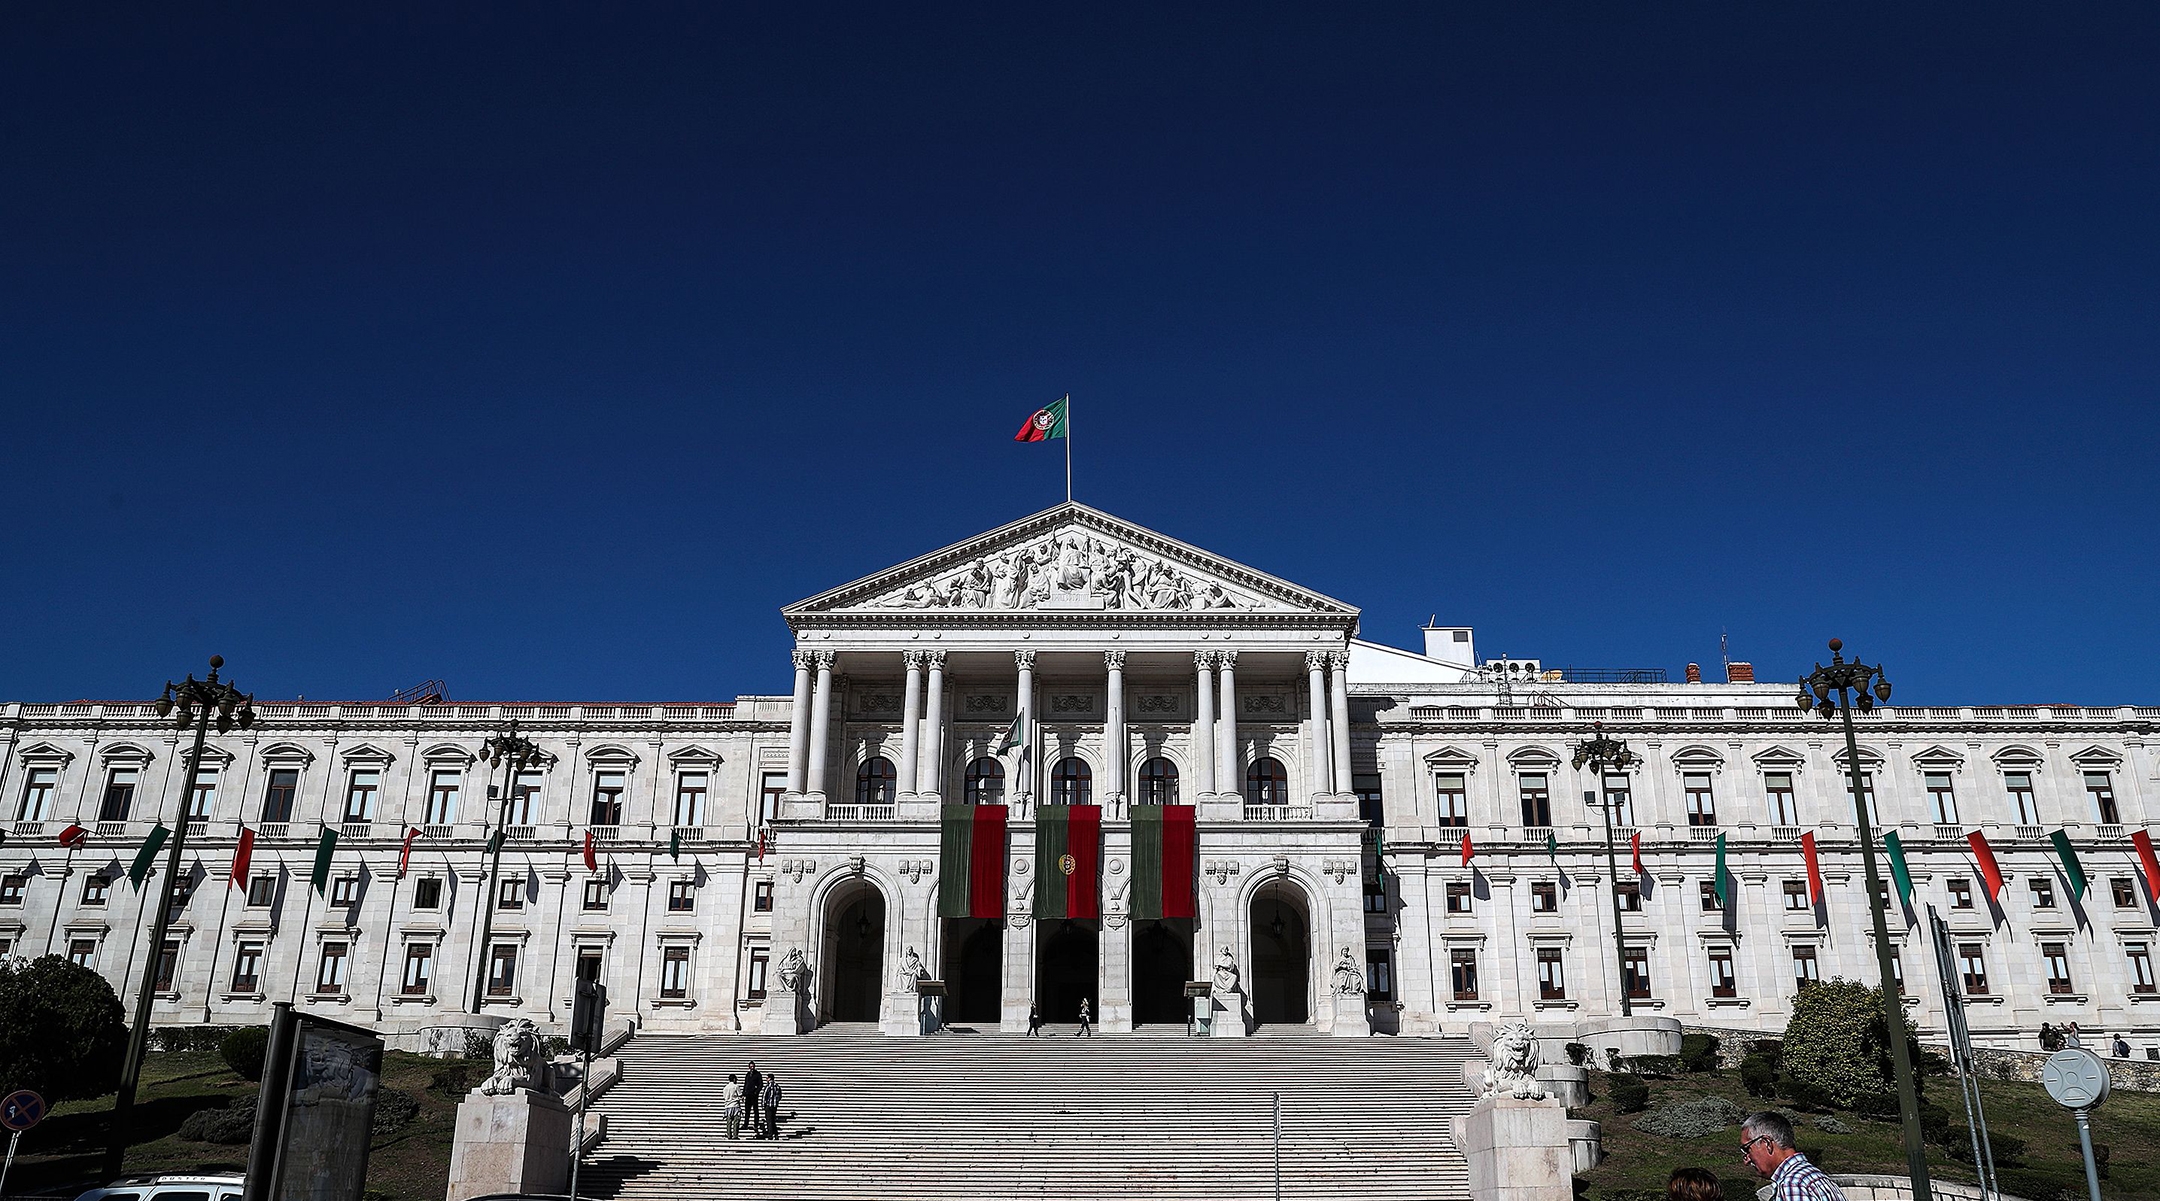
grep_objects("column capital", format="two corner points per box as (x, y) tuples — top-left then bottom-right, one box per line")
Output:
(811, 650), (837, 670)
(1217, 649), (1239, 669)
(923, 650), (947, 670)
(1327, 651), (1350, 671)
(1014, 649), (1037, 670)
(1305, 650), (1330, 671)
(792, 649), (815, 671)
(1103, 650), (1127, 671)
(902, 650), (927, 669)
(1194, 650), (1217, 670)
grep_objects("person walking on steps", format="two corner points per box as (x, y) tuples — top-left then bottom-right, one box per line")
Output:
(1027, 1004), (1044, 1037)
(744, 1061), (764, 1138)
(723, 1073), (744, 1141)
(761, 1072), (783, 1140)
(1077, 997), (1093, 1038)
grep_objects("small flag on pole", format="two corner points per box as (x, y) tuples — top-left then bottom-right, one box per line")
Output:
(1460, 832), (1474, 866)
(129, 824), (172, 889)
(310, 825), (339, 895)
(1013, 396), (1069, 442)
(399, 826), (421, 878)
(1966, 830), (2005, 903)
(995, 710), (1029, 754)
(2048, 830), (2090, 901)
(231, 827), (256, 889)
(1800, 831), (1825, 904)
(1883, 830), (1916, 908)
(583, 830), (598, 873)
(667, 829), (681, 861)
(1630, 830), (1644, 876)
(57, 823), (88, 849)
(1545, 831), (1559, 862)
(1712, 832), (1730, 906)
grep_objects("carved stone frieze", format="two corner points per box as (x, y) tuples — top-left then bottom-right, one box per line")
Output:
(863, 529), (1257, 613)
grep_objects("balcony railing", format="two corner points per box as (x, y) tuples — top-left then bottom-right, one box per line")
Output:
(505, 825), (536, 842)
(2015, 825), (2044, 843)
(1771, 826), (1802, 843)
(259, 822), (289, 840)
(1935, 825), (1965, 842)
(1521, 826), (1553, 845)
(1688, 826), (1720, 843)
(673, 826), (706, 842)
(423, 824), (455, 840)
(11, 821), (44, 838)
(590, 825), (621, 843)
(96, 820), (128, 838)
(1243, 804), (1313, 821)
(2098, 824), (2126, 842)
(824, 804), (895, 822)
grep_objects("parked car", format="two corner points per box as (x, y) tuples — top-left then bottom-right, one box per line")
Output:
(72, 1172), (244, 1201)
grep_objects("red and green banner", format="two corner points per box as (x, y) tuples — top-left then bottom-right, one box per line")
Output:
(1130, 804), (1196, 920)
(939, 804), (1008, 919)
(1034, 804), (1100, 919)
(1013, 396), (1069, 442)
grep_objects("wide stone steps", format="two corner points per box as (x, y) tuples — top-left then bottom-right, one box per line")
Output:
(580, 1029), (1480, 1201)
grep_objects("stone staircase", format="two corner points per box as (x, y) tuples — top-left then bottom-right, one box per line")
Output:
(580, 1027), (1481, 1201)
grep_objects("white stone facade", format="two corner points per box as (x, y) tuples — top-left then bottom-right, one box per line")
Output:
(1, 502), (2155, 1051)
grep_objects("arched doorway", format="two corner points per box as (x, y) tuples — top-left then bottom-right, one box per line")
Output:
(1249, 886), (1310, 1026)
(942, 917), (1003, 1024)
(1131, 918), (1193, 1026)
(1037, 919), (1099, 1022)
(823, 887), (885, 1023)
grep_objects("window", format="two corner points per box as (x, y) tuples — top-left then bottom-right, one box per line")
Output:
(1793, 946), (1820, 990)
(964, 758), (1005, 806)
(1050, 758), (1092, 806)
(2113, 878), (2139, 908)
(1138, 757), (1179, 806)
(1244, 758), (1289, 806)
(582, 879), (609, 912)
(231, 942), (263, 993)
(1445, 882), (1472, 914)
(2087, 773), (2119, 824)
(0, 875), (24, 906)
(329, 876), (360, 909)
(1683, 773), (1717, 826)
(1602, 775), (1635, 826)
(1519, 773), (1552, 827)
(1354, 774), (1384, 824)
(1537, 948), (1566, 1000)
(412, 878), (442, 910)
(1926, 772), (1958, 824)
(486, 944), (518, 996)
(1709, 948), (1737, 998)
(1531, 881), (1558, 913)
(402, 944), (433, 996)
(673, 772), (707, 826)
(1434, 773), (1468, 827)
(68, 938), (98, 969)
(1839, 771), (1880, 825)
(2030, 877), (2056, 909)
(2129, 943), (2156, 994)
(246, 874), (275, 907)
(1367, 950), (1394, 1002)
(1889, 947), (1905, 996)
(576, 950), (603, 983)
(1958, 944), (1988, 995)
(0, 937), (10, 960)
(503, 770), (539, 823)
(668, 880), (695, 912)
(1948, 878), (1974, 910)
(343, 770), (380, 821)
(590, 771), (626, 825)
(746, 948), (769, 1000)
(425, 771), (460, 824)
(1616, 880), (1641, 912)
(18, 767), (57, 821)
(84, 873), (112, 906)
(100, 767), (138, 821)
(1700, 880), (1723, 912)
(1363, 873), (1387, 913)
(753, 880), (774, 912)
(759, 772), (786, 825)
(1765, 772), (1797, 825)
(262, 769), (299, 823)
(497, 878), (523, 910)
(1622, 947), (1651, 999)
(2006, 772), (2038, 824)
(187, 767), (218, 819)
(1783, 880), (1810, 911)
(2043, 943), (2074, 995)
(660, 946), (691, 999)
(318, 942), (349, 994)
(856, 757), (897, 805)
(1450, 949), (1480, 1001)
(169, 872), (197, 907)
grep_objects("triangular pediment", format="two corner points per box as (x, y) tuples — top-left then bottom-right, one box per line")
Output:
(786, 503), (1358, 622)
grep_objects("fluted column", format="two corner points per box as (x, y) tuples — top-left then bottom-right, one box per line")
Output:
(806, 651), (837, 799)
(898, 651), (924, 797)
(786, 649), (814, 795)
(1104, 650), (1127, 811)
(920, 651), (946, 798)
(1328, 651), (1353, 795)
(1193, 652), (1218, 796)
(1305, 650), (1333, 800)
(1014, 650), (1037, 807)
(1217, 650), (1240, 799)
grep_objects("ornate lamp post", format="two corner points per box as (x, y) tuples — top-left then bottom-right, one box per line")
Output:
(106, 658), (256, 1175)
(1571, 723), (1641, 1018)
(469, 722), (542, 1014)
(1800, 639), (1930, 1201)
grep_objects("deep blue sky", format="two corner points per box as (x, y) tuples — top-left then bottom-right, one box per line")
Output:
(5, 5), (2156, 704)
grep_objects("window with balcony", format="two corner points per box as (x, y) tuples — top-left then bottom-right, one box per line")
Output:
(1445, 881), (1472, 913)
(1783, 880), (1810, 911)
(1537, 948), (1566, 1000)
(186, 768), (218, 819)
(1709, 948), (1737, 997)
(2006, 772), (2039, 825)
(1837, 771), (1880, 825)
(425, 771), (460, 824)
(1622, 947), (1651, 999)
(1244, 758), (1289, 807)
(1531, 881), (1558, 913)
(965, 758), (1006, 806)
(486, 944), (518, 996)
(2129, 943), (2156, 994)
(668, 880), (696, 912)
(1684, 773), (1717, 826)
(2087, 773), (2120, 824)
(2043, 943), (2074, 995)
(1765, 772), (1797, 825)
(857, 758), (898, 806)
(262, 768), (299, 823)
(343, 770), (380, 822)
(318, 941), (350, 994)
(231, 941), (263, 993)
(674, 772), (707, 826)
(402, 944), (433, 995)
(759, 772), (785, 825)
(1958, 944), (1988, 995)
(1137, 757), (1178, 805)
(661, 946), (692, 998)
(99, 768), (138, 822)
(1926, 772), (1958, 824)
(412, 877), (442, 909)
(1793, 945), (1820, 990)
(17, 767), (57, 821)
(590, 771), (626, 825)
(2030, 877), (2056, 910)
(1450, 949), (1479, 1001)
(512, 770), (543, 823)
(1434, 773), (1468, 828)
(1518, 773), (1552, 827)
(1050, 758), (1091, 807)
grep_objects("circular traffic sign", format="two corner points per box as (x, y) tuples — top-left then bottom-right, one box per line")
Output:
(2042, 1048), (2112, 1110)
(0, 1090), (45, 1131)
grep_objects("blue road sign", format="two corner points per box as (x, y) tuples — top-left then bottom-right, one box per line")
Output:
(0, 1090), (45, 1131)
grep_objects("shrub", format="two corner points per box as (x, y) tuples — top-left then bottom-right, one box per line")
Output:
(1848, 1090), (1898, 1119)
(1778, 1075), (1833, 1112)
(1608, 1075), (1650, 1113)
(464, 1029), (493, 1061)
(1617, 1054), (1681, 1077)
(178, 1095), (258, 1144)
(0, 954), (129, 1102)
(1631, 1094), (1747, 1138)
(1749, 1038), (1783, 1066)
(153, 1026), (241, 1053)
(429, 1065), (473, 1098)
(1916, 1100), (1952, 1143)
(1815, 1116), (1852, 1134)
(1781, 979), (1915, 1108)
(221, 1026), (271, 1081)
(1946, 1128), (2025, 1166)
(1596, 1190), (1664, 1201)
(1739, 1053), (1780, 1097)
(1679, 1033), (1720, 1073)
(372, 1089), (421, 1135)
(1565, 1042), (1591, 1067)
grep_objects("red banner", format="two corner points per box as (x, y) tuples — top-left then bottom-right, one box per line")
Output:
(1801, 831), (1825, 903)
(400, 826), (421, 878)
(2134, 830), (2160, 903)
(1064, 804), (1102, 919)
(1160, 804), (1196, 919)
(1630, 830), (1644, 876)
(1461, 832), (1475, 866)
(1967, 830), (2005, 902)
(230, 827), (255, 888)
(582, 829), (598, 873)
(968, 804), (1007, 919)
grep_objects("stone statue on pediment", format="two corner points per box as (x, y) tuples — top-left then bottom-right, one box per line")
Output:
(897, 945), (927, 992)
(1213, 947), (1241, 994)
(776, 947), (807, 992)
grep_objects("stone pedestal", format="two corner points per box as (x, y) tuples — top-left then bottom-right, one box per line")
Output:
(1331, 991), (1371, 1037)
(446, 1090), (573, 1201)
(762, 985), (808, 1035)
(1537, 1064), (1590, 1109)
(1211, 986), (1248, 1037)
(880, 990), (924, 1036)
(1457, 1094), (1575, 1201)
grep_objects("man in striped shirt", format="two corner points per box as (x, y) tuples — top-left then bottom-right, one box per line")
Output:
(1741, 1111), (1845, 1201)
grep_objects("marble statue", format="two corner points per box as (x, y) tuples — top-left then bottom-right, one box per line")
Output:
(775, 947), (807, 992)
(1332, 946), (1365, 995)
(479, 1018), (548, 1095)
(897, 945), (927, 992)
(1480, 1021), (1549, 1100)
(861, 532), (1250, 612)
(1212, 947), (1241, 994)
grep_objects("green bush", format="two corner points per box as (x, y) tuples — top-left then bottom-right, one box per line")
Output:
(1679, 1033), (1720, 1073)
(1816, 1116), (1852, 1134)
(153, 1025), (242, 1053)
(1566, 1042), (1591, 1066)
(178, 1095), (257, 1144)
(221, 1025), (271, 1081)
(1631, 1094), (1747, 1138)
(1617, 1054), (1680, 1077)
(1778, 1074), (1833, 1112)
(372, 1089), (421, 1135)
(463, 1029), (493, 1060)
(1848, 1090), (1898, 1119)
(1608, 1075), (1650, 1113)
(0, 954), (128, 1102)
(1750, 1038), (1784, 1066)
(1780, 979), (1917, 1108)
(1739, 1052), (1779, 1097)
(1946, 1128), (2025, 1166)
(429, 1064), (473, 1098)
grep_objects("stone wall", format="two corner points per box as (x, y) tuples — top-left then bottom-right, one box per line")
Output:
(1687, 1021), (2160, 1093)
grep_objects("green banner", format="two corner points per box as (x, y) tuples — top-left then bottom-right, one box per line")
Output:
(128, 824), (171, 889)
(1712, 833), (1730, 905)
(2049, 830), (2089, 900)
(1883, 830), (1915, 908)
(310, 826), (339, 894)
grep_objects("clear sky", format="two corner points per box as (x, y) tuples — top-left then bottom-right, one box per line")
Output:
(4, 5), (2155, 705)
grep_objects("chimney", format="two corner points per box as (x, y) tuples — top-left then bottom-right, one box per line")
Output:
(1685, 663), (1702, 684)
(1726, 661), (1755, 683)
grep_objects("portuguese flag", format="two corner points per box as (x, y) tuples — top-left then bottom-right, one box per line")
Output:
(1034, 804), (1101, 919)
(939, 804), (1007, 918)
(1013, 395), (1069, 442)
(1130, 804), (1197, 920)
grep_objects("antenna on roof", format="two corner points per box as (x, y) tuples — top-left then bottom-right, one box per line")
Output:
(1720, 629), (1730, 679)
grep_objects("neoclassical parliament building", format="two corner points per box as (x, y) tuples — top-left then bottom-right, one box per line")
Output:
(3, 503), (2157, 1050)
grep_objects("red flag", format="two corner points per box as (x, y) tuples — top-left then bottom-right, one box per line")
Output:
(2133, 830), (2160, 903)
(1630, 830), (1644, 876)
(56, 823), (88, 849)
(758, 830), (770, 861)
(1460, 832), (1474, 865)
(399, 826), (421, 878)
(230, 827), (255, 888)
(1801, 831), (1825, 903)
(583, 829), (598, 873)
(1966, 830), (2006, 903)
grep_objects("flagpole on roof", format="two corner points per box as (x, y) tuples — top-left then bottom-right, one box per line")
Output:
(1065, 393), (1073, 503)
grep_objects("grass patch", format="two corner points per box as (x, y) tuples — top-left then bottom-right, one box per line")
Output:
(1574, 1066), (2160, 1201)
(6, 1050), (458, 1201)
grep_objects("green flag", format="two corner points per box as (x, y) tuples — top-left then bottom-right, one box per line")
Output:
(128, 824), (171, 889)
(1545, 831), (1559, 861)
(2049, 830), (2090, 901)
(310, 826), (339, 895)
(667, 830), (681, 861)
(994, 711), (1028, 754)
(1712, 832), (1730, 905)
(485, 829), (504, 856)
(1883, 830), (1915, 908)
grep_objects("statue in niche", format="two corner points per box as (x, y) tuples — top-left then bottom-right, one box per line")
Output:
(1213, 947), (1241, 994)
(775, 947), (807, 993)
(1332, 946), (1365, 995)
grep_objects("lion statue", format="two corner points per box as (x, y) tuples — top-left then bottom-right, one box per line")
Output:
(1479, 1021), (1548, 1100)
(479, 1018), (548, 1095)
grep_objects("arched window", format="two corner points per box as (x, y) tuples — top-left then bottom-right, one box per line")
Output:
(856, 757), (896, 805)
(1245, 758), (1289, 806)
(1050, 757), (1092, 806)
(964, 757), (1005, 806)
(1138, 757), (1180, 806)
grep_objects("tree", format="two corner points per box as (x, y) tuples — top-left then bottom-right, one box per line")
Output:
(1780, 978), (1915, 1109)
(0, 954), (129, 1102)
